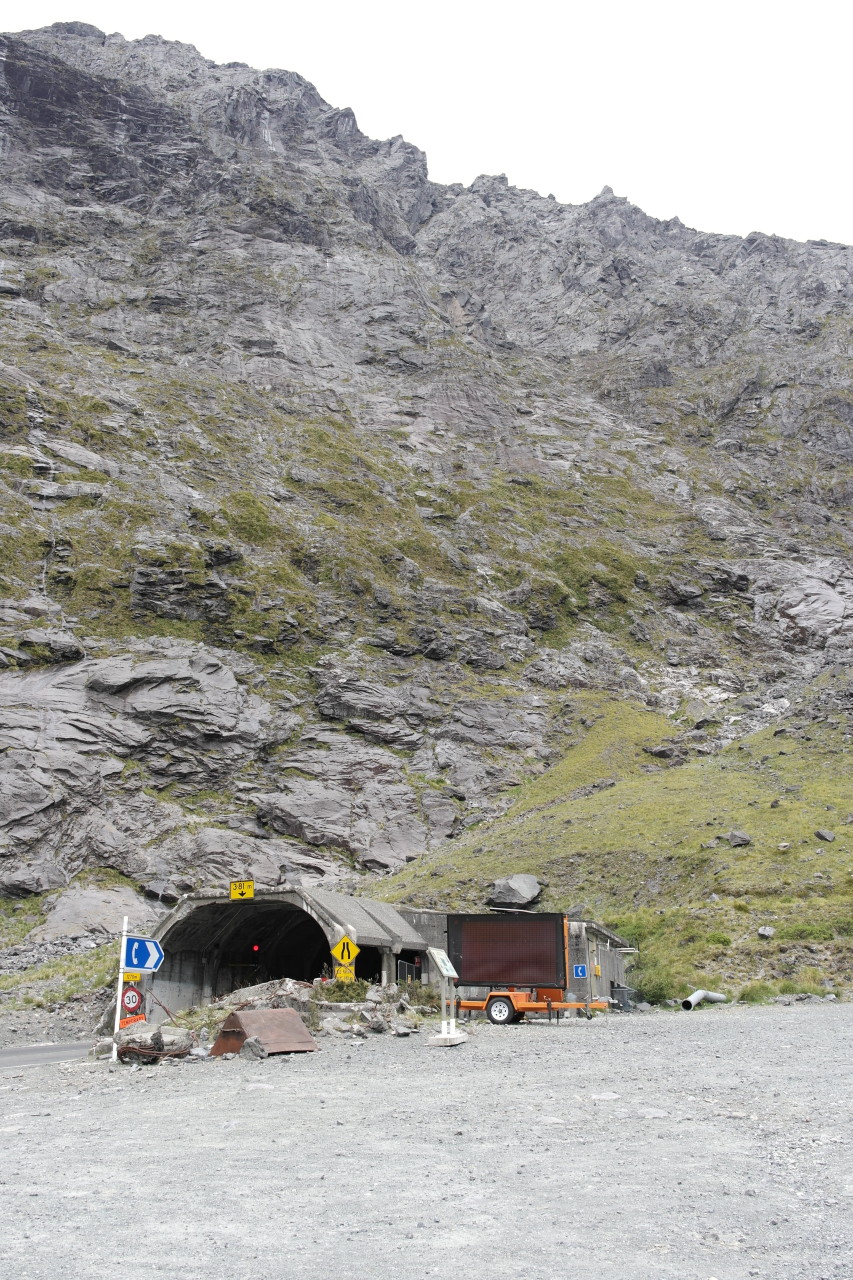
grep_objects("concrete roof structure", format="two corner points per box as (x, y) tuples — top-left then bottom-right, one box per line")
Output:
(154, 887), (428, 954)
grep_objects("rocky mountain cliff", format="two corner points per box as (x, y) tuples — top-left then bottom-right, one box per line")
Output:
(1, 22), (852, 987)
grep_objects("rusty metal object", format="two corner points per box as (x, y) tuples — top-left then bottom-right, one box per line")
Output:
(210, 1009), (318, 1055)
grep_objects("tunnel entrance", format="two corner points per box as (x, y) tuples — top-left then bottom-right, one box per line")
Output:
(159, 901), (334, 1001)
(354, 945), (383, 983)
(149, 888), (434, 1022)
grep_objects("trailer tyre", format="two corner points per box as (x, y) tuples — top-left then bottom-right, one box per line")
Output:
(486, 996), (516, 1025)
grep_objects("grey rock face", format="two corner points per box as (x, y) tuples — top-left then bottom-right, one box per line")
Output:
(27, 884), (162, 942)
(256, 731), (439, 870)
(0, 23), (851, 903)
(0, 641), (283, 893)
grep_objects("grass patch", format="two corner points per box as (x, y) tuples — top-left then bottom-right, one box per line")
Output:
(738, 981), (776, 1004)
(223, 491), (279, 545)
(777, 922), (835, 942)
(0, 942), (118, 1007)
(382, 692), (853, 992)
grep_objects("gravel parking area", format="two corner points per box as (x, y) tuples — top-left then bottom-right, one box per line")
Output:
(1, 1003), (851, 1280)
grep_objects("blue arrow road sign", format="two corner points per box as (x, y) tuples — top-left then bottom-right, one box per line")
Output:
(573, 964), (588, 979)
(122, 936), (164, 972)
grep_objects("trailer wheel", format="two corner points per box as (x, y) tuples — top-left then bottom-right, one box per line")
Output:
(486, 996), (516, 1025)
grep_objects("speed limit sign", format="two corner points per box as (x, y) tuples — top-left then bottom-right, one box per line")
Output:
(121, 985), (143, 1015)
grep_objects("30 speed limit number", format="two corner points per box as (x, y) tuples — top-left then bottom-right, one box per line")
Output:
(121, 985), (143, 1014)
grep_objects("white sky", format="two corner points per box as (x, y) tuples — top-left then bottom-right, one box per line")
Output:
(6, 0), (853, 245)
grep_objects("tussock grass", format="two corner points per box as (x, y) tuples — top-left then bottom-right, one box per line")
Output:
(383, 694), (853, 1000)
(0, 942), (118, 1008)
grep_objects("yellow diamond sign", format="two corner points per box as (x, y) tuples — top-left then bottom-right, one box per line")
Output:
(230, 879), (255, 900)
(330, 934), (360, 965)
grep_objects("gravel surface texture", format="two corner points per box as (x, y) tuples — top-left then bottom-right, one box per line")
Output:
(1, 1003), (851, 1280)
(0, 998), (106, 1049)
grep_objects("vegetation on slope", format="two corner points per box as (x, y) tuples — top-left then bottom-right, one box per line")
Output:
(383, 690), (853, 1001)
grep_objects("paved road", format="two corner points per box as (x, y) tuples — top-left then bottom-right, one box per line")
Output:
(0, 1039), (92, 1070)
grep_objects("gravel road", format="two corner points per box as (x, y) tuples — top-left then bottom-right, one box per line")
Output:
(1, 1003), (851, 1280)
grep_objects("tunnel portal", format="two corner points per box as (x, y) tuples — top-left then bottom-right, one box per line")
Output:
(160, 900), (334, 999)
(147, 887), (431, 1020)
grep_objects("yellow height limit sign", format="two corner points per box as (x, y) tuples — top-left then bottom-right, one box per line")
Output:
(331, 934), (359, 982)
(230, 879), (255, 900)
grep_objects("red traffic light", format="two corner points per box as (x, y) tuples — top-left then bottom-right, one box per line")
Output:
(252, 944), (260, 952)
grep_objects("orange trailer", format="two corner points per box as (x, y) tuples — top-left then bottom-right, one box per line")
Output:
(457, 988), (609, 1024)
(448, 912), (611, 1024)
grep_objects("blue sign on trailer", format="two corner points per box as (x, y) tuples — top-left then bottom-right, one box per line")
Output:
(122, 936), (164, 972)
(573, 963), (588, 979)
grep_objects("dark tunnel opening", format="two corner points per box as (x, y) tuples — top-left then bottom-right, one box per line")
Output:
(353, 945), (383, 982)
(159, 902), (334, 997)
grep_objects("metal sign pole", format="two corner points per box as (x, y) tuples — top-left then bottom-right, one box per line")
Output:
(111, 915), (128, 1063)
(585, 931), (592, 1019)
(426, 946), (467, 1048)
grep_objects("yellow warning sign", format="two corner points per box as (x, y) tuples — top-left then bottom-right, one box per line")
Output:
(230, 880), (255, 900)
(123, 972), (141, 983)
(330, 934), (360, 965)
(334, 963), (356, 983)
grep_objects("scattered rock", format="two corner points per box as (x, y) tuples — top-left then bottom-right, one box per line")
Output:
(487, 874), (543, 907)
(320, 1016), (352, 1036)
(814, 829), (836, 842)
(239, 1035), (269, 1059)
(115, 1023), (164, 1064)
(757, 926), (776, 939)
(723, 830), (752, 847)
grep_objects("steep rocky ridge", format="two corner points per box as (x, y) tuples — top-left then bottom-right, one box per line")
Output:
(0, 23), (851, 990)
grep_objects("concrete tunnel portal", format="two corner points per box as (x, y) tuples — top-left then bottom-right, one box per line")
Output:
(147, 888), (431, 1020)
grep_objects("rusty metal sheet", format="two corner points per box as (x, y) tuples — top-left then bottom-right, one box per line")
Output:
(210, 1008), (318, 1055)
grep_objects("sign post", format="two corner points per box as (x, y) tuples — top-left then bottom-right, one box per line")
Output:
(331, 934), (360, 982)
(111, 922), (166, 1061)
(426, 947), (467, 1048)
(111, 915), (129, 1063)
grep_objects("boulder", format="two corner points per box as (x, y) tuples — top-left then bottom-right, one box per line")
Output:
(487, 873), (543, 907)
(814, 829), (836, 842)
(320, 1016), (352, 1036)
(114, 1022), (193, 1062)
(757, 926), (776, 939)
(239, 1035), (269, 1059)
(115, 1023), (164, 1064)
(723, 830), (752, 847)
(18, 629), (85, 662)
(159, 1026), (194, 1056)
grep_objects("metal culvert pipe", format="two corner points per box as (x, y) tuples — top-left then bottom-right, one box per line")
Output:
(681, 989), (727, 1011)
